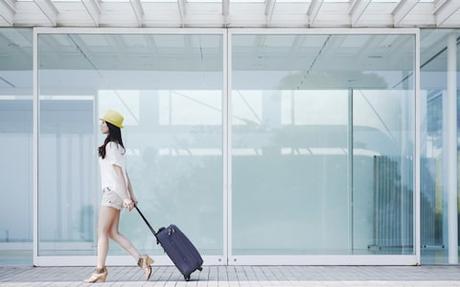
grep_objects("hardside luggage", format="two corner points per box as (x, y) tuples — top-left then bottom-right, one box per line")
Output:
(134, 204), (204, 281)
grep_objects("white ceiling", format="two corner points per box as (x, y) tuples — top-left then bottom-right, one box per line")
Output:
(0, 28), (457, 94)
(0, 31), (425, 93)
(0, 0), (459, 28)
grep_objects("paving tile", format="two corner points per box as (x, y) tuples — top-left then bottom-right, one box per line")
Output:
(2, 266), (460, 286)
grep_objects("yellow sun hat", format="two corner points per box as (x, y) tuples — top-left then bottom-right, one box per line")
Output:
(100, 109), (124, 128)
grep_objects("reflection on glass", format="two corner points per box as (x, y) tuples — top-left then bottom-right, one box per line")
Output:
(0, 28), (33, 265)
(353, 89), (414, 255)
(232, 34), (415, 255)
(38, 34), (224, 256)
(420, 29), (460, 264)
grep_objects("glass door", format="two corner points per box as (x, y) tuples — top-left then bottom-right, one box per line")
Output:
(35, 30), (226, 265)
(229, 31), (416, 265)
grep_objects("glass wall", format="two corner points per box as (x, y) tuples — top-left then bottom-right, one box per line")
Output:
(0, 28), (33, 265)
(38, 33), (224, 256)
(420, 29), (460, 264)
(231, 34), (415, 256)
(6, 28), (458, 266)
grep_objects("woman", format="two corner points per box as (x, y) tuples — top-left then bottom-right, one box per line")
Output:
(84, 109), (154, 283)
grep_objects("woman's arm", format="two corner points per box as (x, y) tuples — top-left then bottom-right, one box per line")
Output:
(113, 164), (130, 201)
(126, 173), (137, 204)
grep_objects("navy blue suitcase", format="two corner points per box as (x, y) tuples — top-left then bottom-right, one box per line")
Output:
(135, 204), (204, 281)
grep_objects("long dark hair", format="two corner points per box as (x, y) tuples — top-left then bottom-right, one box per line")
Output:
(98, 121), (125, 159)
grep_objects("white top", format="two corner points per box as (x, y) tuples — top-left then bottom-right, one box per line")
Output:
(98, 141), (129, 200)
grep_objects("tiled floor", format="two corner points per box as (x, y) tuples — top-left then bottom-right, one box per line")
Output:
(1, 265), (460, 286)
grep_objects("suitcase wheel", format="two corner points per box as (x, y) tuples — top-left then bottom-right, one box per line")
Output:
(197, 266), (203, 272)
(184, 275), (191, 281)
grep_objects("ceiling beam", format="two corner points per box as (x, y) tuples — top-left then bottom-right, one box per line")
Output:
(349, 0), (371, 27)
(0, 0), (15, 25)
(129, 0), (144, 27)
(307, 0), (324, 27)
(392, 0), (419, 26)
(434, 0), (460, 26)
(434, 0), (449, 14)
(81, 0), (100, 26)
(177, 0), (185, 27)
(265, 0), (276, 26)
(222, 0), (230, 18)
(34, 0), (58, 26)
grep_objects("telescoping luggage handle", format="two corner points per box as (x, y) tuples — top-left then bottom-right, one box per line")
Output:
(134, 204), (159, 241)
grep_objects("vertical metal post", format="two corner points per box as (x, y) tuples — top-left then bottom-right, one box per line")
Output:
(415, 29), (421, 265)
(226, 29), (233, 265)
(223, 29), (229, 266)
(446, 32), (458, 264)
(400, 68), (408, 252)
(32, 28), (39, 266)
(348, 88), (354, 252)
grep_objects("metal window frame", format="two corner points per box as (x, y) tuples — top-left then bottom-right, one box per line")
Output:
(226, 27), (420, 266)
(415, 28), (421, 265)
(32, 27), (228, 267)
(33, 27), (421, 266)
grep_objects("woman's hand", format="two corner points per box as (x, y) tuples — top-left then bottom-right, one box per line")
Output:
(123, 198), (134, 211)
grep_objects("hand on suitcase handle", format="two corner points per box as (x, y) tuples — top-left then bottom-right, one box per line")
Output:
(123, 198), (135, 211)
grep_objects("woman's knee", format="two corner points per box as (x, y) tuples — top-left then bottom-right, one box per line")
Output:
(108, 230), (120, 240)
(98, 224), (112, 238)
(98, 229), (111, 239)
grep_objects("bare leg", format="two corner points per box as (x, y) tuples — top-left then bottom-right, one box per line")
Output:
(96, 206), (118, 269)
(109, 209), (142, 261)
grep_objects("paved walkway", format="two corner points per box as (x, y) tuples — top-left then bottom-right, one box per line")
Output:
(1, 265), (460, 286)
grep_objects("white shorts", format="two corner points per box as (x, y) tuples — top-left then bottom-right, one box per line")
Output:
(101, 187), (124, 210)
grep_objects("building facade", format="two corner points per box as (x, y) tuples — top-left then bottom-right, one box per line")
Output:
(0, 1), (459, 267)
